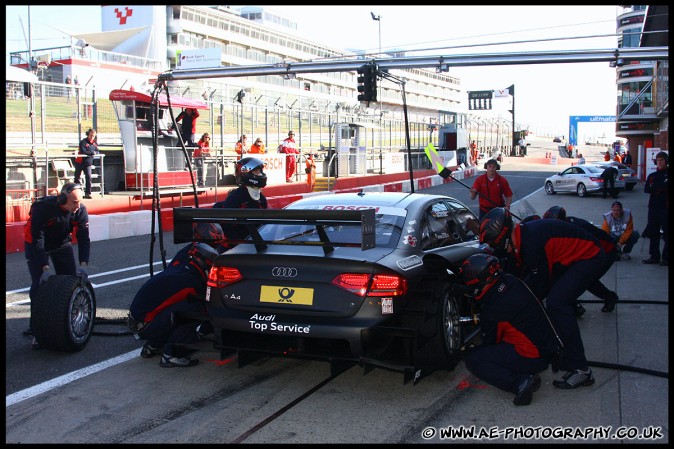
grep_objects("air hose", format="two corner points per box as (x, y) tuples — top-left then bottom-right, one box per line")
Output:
(92, 317), (132, 337)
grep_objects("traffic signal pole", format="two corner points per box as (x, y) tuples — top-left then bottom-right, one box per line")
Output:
(509, 84), (516, 156)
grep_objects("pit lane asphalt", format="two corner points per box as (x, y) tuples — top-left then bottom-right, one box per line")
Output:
(5, 138), (668, 443)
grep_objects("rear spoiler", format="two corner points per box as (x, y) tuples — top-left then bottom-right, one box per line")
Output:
(173, 207), (376, 254)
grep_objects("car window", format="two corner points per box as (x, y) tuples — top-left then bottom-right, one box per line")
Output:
(256, 205), (406, 249)
(585, 165), (603, 174)
(560, 167), (574, 176)
(444, 199), (479, 242)
(420, 201), (460, 250)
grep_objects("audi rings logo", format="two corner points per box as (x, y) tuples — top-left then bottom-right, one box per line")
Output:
(272, 267), (298, 277)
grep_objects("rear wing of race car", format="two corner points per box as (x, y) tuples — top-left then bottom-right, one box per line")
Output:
(173, 207), (376, 254)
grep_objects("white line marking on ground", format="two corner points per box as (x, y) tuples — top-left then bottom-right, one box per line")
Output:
(5, 262), (164, 295)
(6, 350), (139, 407)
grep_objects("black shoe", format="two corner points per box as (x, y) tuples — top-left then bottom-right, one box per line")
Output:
(83, 195), (93, 199)
(160, 354), (199, 368)
(643, 258), (660, 265)
(23, 328), (33, 337)
(601, 292), (619, 313)
(513, 374), (541, 406)
(553, 369), (595, 389)
(140, 342), (161, 359)
(660, 260), (668, 266)
(575, 303), (586, 317)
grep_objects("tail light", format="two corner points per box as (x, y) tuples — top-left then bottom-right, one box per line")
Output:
(207, 266), (243, 288)
(590, 177), (603, 182)
(331, 273), (407, 297)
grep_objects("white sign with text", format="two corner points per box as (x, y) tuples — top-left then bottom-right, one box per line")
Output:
(177, 48), (222, 69)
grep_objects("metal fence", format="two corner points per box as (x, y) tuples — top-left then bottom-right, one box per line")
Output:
(6, 79), (449, 152)
(6, 79), (517, 203)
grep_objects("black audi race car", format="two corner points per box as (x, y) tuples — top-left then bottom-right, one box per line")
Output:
(173, 192), (483, 383)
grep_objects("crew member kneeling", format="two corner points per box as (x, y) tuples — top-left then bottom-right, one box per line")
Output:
(460, 253), (562, 406)
(128, 243), (218, 368)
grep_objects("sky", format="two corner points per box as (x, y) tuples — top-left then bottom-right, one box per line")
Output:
(5, 5), (623, 140)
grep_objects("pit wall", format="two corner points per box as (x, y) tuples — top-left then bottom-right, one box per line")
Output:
(6, 168), (476, 253)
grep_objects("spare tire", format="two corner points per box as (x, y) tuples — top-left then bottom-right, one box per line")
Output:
(33, 275), (96, 352)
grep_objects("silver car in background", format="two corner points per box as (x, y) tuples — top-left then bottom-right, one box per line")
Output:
(544, 164), (625, 197)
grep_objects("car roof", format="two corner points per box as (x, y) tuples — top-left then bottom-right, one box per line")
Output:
(574, 164), (603, 173)
(595, 162), (628, 169)
(283, 191), (454, 210)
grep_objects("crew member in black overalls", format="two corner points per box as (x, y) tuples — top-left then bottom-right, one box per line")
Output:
(129, 243), (218, 368)
(642, 151), (669, 266)
(543, 206), (619, 314)
(479, 207), (609, 389)
(212, 157), (268, 252)
(74, 128), (99, 199)
(24, 182), (91, 349)
(460, 253), (561, 406)
(169, 222), (225, 267)
(600, 165), (619, 199)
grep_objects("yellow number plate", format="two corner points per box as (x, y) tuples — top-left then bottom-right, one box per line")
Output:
(260, 285), (314, 305)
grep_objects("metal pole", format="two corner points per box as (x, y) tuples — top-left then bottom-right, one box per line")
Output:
(377, 15), (382, 165)
(509, 84), (515, 157)
(27, 6), (36, 154)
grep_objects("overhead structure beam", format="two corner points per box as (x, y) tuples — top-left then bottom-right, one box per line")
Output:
(159, 47), (668, 82)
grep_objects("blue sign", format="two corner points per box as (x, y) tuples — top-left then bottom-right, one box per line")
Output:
(568, 116), (615, 146)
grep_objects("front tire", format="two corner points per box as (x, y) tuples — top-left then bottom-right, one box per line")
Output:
(33, 275), (96, 352)
(545, 181), (556, 195)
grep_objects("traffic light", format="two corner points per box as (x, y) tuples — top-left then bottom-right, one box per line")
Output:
(357, 63), (377, 102)
(235, 89), (245, 103)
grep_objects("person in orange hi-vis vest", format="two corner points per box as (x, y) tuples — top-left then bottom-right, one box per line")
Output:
(305, 153), (316, 190)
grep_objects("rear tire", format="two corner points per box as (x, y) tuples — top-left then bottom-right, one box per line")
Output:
(33, 275), (96, 352)
(625, 183), (635, 191)
(577, 183), (588, 197)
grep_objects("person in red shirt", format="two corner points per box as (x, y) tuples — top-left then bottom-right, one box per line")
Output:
(469, 159), (513, 220)
(279, 130), (299, 182)
(193, 133), (211, 187)
(172, 108), (200, 146)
